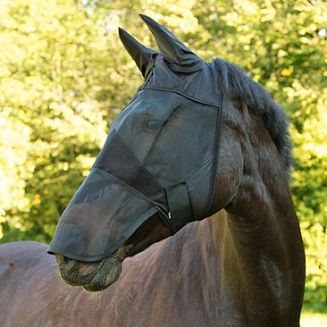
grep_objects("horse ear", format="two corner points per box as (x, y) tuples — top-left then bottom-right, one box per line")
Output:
(118, 27), (159, 77)
(140, 14), (202, 73)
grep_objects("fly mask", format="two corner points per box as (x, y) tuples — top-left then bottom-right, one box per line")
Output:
(48, 15), (223, 262)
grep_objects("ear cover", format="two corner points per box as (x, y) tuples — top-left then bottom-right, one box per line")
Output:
(139, 14), (203, 73)
(118, 27), (159, 77)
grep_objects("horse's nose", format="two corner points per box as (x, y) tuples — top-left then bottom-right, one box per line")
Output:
(55, 254), (78, 274)
(63, 256), (77, 271)
(58, 254), (102, 278)
(56, 254), (102, 286)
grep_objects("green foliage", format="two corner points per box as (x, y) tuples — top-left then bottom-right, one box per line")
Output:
(0, 0), (325, 311)
(0, 0), (110, 241)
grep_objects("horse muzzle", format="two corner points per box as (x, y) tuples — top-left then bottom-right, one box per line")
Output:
(56, 248), (124, 292)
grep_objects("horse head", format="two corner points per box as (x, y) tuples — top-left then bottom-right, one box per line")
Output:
(48, 15), (290, 292)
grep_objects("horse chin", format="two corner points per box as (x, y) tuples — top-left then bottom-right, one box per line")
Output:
(56, 249), (123, 292)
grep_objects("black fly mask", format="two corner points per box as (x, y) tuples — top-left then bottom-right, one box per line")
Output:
(48, 15), (223, 262)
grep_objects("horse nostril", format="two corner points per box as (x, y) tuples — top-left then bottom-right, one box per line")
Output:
(63, 256), (71, 264)
(63, 256), (77, 270)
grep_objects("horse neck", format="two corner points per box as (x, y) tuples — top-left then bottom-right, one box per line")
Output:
(212, 112), (305, 325)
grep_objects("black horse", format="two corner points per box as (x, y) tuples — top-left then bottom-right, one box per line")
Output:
(0, 15), (305, 327)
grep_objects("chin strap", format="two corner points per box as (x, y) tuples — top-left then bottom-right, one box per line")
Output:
(165, 182), (194, 233)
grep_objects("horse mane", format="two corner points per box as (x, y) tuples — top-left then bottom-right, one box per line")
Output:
(211, 58), (292, 174)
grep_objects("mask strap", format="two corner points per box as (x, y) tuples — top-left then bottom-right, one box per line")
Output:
(165, 182), (194, 233)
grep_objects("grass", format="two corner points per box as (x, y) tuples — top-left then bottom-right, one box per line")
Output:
(301, 312), (327, 327)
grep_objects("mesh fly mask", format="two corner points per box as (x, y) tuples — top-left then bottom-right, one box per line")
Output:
(48, 15), (223, 262)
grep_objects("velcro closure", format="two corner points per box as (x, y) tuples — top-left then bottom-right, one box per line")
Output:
(165, 183), (194, 233)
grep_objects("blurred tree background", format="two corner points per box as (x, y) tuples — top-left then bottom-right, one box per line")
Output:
(0, 0), (325, 313)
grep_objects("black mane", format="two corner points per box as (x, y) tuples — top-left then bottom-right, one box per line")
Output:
(212, 58), (292, 174)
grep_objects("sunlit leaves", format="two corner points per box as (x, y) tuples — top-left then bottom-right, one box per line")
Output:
(0, 0), (109, 240)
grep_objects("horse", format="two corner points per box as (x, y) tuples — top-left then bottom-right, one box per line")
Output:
(0, 15), (305, 326)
